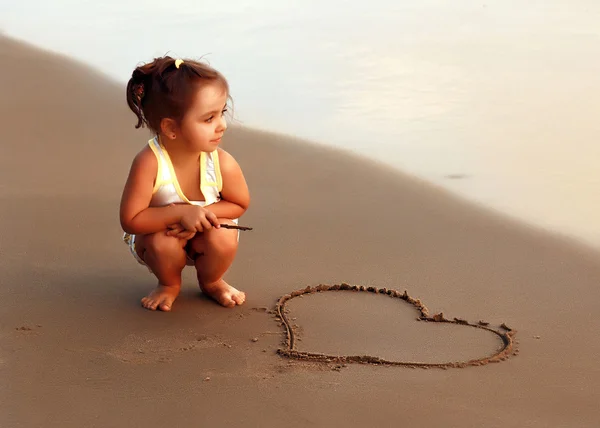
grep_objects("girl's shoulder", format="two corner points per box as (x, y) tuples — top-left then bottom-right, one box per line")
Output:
(130, 143), (158, 174)
(216, 147), (240, 173)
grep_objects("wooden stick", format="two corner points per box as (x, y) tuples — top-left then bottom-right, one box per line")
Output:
(219, 224), (253, 231)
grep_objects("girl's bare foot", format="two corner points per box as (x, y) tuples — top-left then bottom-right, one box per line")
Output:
(200, 279), (245, 308)
(141, 285), (181, 311)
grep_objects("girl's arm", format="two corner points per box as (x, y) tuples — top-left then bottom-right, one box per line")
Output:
(119, 147), (184, 234)
(205, 148), (250, 219)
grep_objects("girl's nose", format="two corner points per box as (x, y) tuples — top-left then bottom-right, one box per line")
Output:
(216, 115), (227, 132)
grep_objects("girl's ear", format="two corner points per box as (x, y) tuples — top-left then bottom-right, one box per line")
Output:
(160, 118), (178, 140)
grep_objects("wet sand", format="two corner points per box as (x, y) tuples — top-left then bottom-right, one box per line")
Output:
(2, 35), (600, 427)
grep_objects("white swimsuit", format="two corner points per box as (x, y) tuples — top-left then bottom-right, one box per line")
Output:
(123, 136), (237, 266)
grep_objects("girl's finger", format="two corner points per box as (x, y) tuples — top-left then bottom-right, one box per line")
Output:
(178, 231), (194, 240)
(201, 217), (213, 231)
(207, 212), (220, 228)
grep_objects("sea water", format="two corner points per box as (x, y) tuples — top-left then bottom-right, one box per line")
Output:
(2, 0), (599, 247)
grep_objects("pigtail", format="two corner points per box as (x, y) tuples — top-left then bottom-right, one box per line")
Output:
(126, 68), (149, 129)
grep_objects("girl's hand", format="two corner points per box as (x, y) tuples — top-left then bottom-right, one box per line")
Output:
(166, 224), (196, 240)
(178, 204), (220, 233)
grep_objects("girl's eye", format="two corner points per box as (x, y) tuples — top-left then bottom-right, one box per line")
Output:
(205, 109), (227, 123)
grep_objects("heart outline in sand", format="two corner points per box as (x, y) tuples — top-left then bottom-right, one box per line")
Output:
(276, 284), (518, 369)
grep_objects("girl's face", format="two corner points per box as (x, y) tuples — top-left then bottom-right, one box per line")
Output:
(178, 82), (228, 152)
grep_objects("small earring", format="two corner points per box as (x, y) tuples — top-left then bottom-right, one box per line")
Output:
(171, 134), (176, 139)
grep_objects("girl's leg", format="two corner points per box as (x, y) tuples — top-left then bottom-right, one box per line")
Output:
(188, 219), (245, 308)
(135, 232), (188, 311)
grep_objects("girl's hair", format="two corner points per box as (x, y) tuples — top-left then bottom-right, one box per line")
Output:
(126, 56), (229, 134)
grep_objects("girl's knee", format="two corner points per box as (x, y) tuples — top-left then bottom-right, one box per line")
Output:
(146, 233), (185, 256)
(206, 230), (238, 256)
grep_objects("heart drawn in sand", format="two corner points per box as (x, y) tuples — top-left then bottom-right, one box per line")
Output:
(276, 284), (518, 369)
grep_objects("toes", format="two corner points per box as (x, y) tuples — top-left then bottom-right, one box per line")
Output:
(200, 281), (245, 308)
(142, 300), (158, 311)
(232, 292), (246, 306)
(158, 297), (173, 312)
(141, 286), (179, 312)
(141, 297), (154, 310)
(220, 296), (236, 308)
(141, 294), (160, 310)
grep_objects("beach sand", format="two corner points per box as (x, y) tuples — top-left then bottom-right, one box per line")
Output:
(2, 35), (600, 427)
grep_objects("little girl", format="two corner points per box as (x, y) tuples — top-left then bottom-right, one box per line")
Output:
(120, 56), (250, 312)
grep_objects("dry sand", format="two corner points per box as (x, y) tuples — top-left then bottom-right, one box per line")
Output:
(1, 35), (600, 427)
